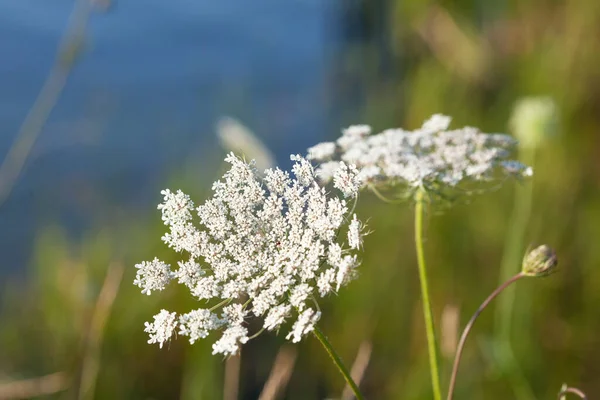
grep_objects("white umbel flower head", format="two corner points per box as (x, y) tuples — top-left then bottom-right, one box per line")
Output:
(333, 162), (362, 198)
(286, 308), (321, 343)
(309, 114), (533, 198)
(134, 152), (365, 355)
(307, 142), (336, 161)
(145, 310), (178, 348)
(178, 309), (224, 344)
(134, 258), (173, 295)
(347, 214), (363, 250)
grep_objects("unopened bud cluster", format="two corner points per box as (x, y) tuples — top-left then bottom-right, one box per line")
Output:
(522, 245), (558, 277)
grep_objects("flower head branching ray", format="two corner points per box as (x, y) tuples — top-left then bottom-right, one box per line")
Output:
(134, 153), (365, 356)
(308, 114), (533, 200)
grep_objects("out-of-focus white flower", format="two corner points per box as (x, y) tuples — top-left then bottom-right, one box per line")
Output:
(307, 142), (336, 161)
(510, 97), (558, 150)
(309, 114), (533, 196)
(216, 116), (276, 171)
(315, 161), (341, 183)
(134, 153), (365, 355)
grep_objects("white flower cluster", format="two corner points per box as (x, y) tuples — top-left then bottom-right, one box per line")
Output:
(134, 153), (365, 355)
(307, 114), (533, 193)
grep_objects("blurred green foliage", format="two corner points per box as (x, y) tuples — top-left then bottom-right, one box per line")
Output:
(2, 0), (600, 399)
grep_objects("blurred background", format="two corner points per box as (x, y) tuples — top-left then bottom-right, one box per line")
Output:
(0, 0), (599, 399)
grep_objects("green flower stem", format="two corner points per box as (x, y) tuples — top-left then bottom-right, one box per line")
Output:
(313, 325), (364, 400)
(415, 188), (442, 400)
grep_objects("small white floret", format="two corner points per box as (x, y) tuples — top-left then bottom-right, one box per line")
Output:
(179, 309), (223, 344)
(145, 310), (178, 348)
(286, 308), (321, 343)
(347, 214), (362, 250)
(134, 258), (172, 295)
(333, 162), (361, 198)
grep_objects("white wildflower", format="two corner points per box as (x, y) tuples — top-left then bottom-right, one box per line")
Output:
(333, 162), (361, 198)
(343, 125), (371, 137)
(309, 114), (533, 197)
(158, 189), (194, 226)
(289, 283), (312, 310)
(338, 125), (372, 151)
(264, 304), (291, 331)
(212, 325), (249, 356)
(327, 243), (342, 266)
(357, 165), (381, 183)
(145, 310), (177, 348)
(134, 258), (172, 295)
(290, 154), (315, 186)
(286, 308), (321, 343)
(317, 268), (336, 296)
(348, 214), (362, 250)
(421, 114), (452, 133)
(307, 142), (336, 161)
(135, 152), (365, 354)
(222, 303), (248, 326)
(179, 309), (223, 344)
(192, 276), (222, 300)
(174, 258), (204, 290)
(316, 161), (342, 183)
(336, 255), (358, 291)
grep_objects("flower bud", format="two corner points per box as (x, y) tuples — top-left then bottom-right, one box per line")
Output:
(510, 96), (558, 150)
(521, 245), (558, 277)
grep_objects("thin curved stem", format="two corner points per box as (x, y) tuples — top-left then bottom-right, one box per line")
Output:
(209, 298), (232, 312)
(369, 185), (399, 204)
(558, 386), (587, 400)
(414, 188), (442, 400)
(313, 326), (364, 400)
(447, 272), (525, 400)
(247, 327), (265, 341)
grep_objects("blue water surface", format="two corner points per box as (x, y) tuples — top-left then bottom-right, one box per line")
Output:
(0, 0), (345, 273)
